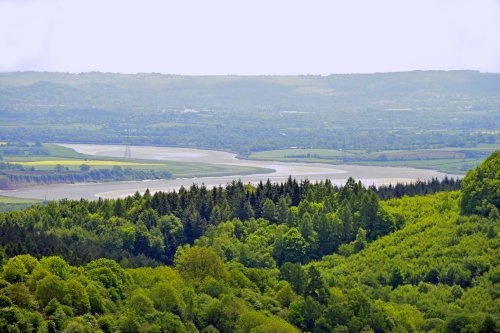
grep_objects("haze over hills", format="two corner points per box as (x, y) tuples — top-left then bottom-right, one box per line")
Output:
(1, 1), (499, 332)
(0, 71), (499, 155)
(1, 70), (499, 111)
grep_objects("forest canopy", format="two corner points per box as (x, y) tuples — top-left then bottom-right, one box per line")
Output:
(460, 150), (500, 217)
(0, 152), (497, 332)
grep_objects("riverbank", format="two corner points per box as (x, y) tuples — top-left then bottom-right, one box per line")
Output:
(0, 144), (461, 200)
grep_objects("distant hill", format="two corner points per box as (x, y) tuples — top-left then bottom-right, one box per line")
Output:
(0, 71), (498, 155)
(1, 70), (499, 111)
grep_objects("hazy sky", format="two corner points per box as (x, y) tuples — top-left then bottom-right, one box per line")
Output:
(1, 0), (499, 75)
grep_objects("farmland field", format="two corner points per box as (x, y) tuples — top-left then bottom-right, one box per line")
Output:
(0, 195), (42, 212)
(16, 160), (162, 167)
(0, 195), (41, 204)
(0, 143), (460, 200)
(248, 149), (347, 162)
(248, 144), (500, 173)
(2, 143), (272, 177)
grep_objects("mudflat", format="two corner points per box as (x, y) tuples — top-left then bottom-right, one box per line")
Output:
(0, 144), (459, 200)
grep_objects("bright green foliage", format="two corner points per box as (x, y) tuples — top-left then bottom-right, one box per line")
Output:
(353, 228), (368, 253)
(149, 282), (184, 313)
(6, 283), (34, 308)
(35, 274), (67, 307)
(13, 255), (39, 274)
(86, 282), (105, 314)
(118, 311), (141, 333)
(460, 150), (500, 216)
(280, 228), (308, 264)
(322, 191), (499, 332)
(261, 198), (277, 223)
(0, 170), (498, 332)
(237, 310), (300, 333)
(3, 256), (28, 283)
(0, 178), (398, 267)
(289, 296), (323, 331)
(275, 282), (296, 307)
(175, 246), (228, 283)
(66, 279), (90, 315)
(128, 290), (155, 316)
(40, 256), (71, 279)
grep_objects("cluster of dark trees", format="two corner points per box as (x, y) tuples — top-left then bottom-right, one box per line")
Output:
(371, 176), (461, 200)
(0, 142), (48, 158)
(0, 167), (172, 190)
(0, 163), (24, 171)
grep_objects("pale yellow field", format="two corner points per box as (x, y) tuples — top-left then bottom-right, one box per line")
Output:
(17, 160), (161, 166)
(0, 141), (7, 145)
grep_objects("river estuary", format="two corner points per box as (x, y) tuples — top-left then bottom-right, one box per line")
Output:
(0, 144), (460, 200)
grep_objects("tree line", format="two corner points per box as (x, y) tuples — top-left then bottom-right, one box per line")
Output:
(0, 176), (461, 267)
(0, 166), (172, 190)
(371, 176), (461, 200)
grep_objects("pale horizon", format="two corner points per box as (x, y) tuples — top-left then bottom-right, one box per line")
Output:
(2, 69), (498, 76)
(1, 0), (500, 75)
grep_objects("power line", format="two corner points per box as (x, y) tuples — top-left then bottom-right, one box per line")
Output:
(124, 130), (132, 159)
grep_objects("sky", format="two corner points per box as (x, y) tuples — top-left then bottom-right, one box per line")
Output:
(0, 0), (499, 75)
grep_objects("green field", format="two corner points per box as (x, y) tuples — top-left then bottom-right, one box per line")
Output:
(248, 145), (499, 174)
(352, 159), (479, 174)
(0, 195), (43, 212)
(0, 195), (41, 204)
(249, 148), (347, 162)
(3, 144), (272, 178)
(157, 162), (272, 178)
(17, 160), (162, 167)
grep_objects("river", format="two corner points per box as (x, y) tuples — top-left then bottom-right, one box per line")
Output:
(0, 144), (460, 200)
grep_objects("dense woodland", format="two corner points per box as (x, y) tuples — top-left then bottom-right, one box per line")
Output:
(0, 151), (497, 332)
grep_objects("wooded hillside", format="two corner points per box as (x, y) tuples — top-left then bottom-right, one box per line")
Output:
(0, 152), (497, 332)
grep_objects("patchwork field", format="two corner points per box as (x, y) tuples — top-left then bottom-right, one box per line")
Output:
(248, 144), (499, 174)
(3, 144), (271, 177)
